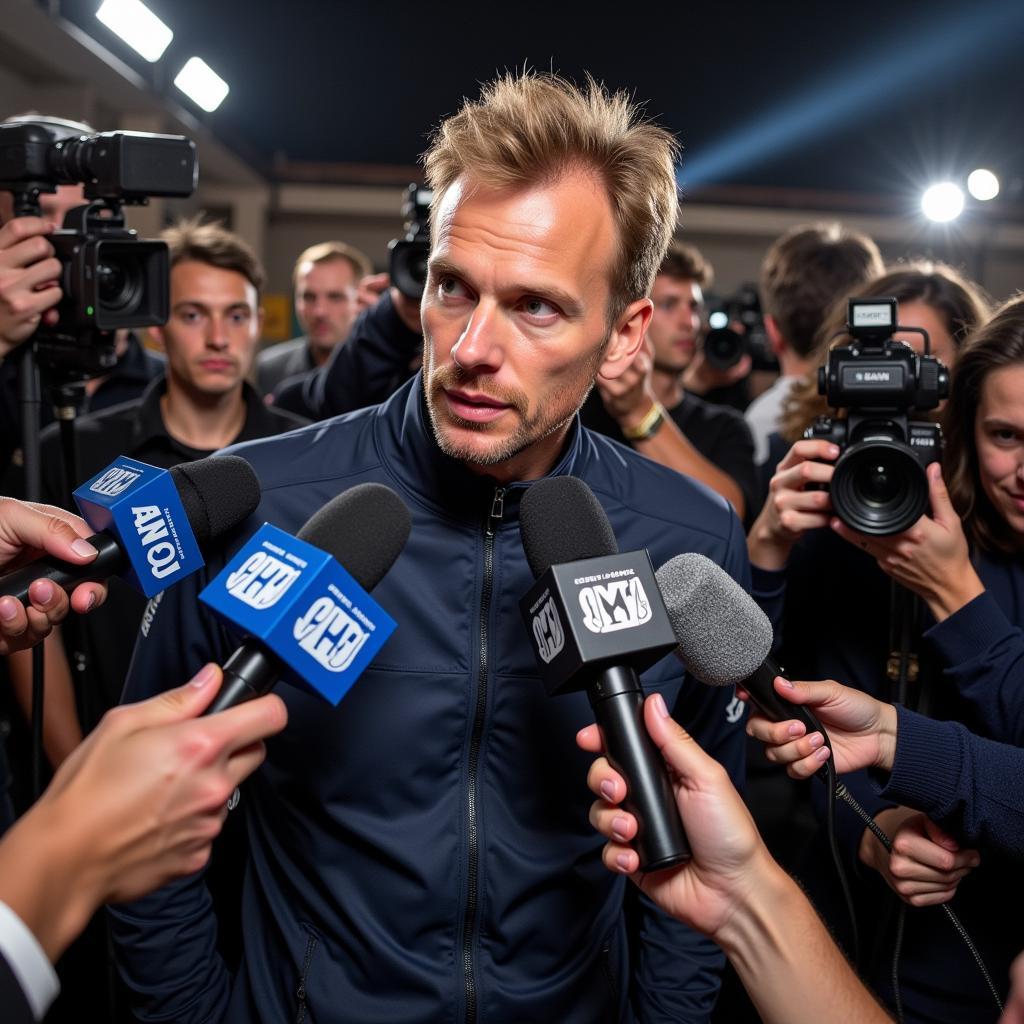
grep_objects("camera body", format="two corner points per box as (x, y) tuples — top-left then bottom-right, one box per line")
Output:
(704, 284), (777, 372)
(388, 183), (432, 301)
(804, 297), (949, 535)
(0, 118), (196, 378)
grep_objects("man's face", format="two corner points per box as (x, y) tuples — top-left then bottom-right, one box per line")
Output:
(294, 258), (359, 353)
(647, 274), (703, 374)
(421, 172), (645, 480)
(154, 260), (261, 399)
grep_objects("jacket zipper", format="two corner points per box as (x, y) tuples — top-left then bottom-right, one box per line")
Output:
(462, 485), (505, 1023)
(295, 928), (319, 1023)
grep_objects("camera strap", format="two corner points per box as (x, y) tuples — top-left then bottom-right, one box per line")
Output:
(886, 579), (923, 710)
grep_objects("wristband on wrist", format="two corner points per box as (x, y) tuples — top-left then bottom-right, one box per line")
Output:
(623, 401), (666, 441)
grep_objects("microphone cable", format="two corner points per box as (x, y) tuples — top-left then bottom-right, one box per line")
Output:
(835, 780), (1004, 1019)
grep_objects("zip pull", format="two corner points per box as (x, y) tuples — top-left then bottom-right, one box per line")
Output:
(486, 486), (506, 537)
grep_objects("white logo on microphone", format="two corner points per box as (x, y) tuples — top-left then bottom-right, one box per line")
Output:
(579, 578), (652, 634)
(226, 551), (301, 610)
(90, 465), (141, 497)
(293, 595), (370, 672)
(532, 596), (565, 663)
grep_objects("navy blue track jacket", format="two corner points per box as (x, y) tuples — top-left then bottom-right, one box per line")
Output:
(109, 374), (750, 1024)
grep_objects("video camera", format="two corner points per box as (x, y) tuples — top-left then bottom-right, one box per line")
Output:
(804, 297), (950, 536)
(704, 284), (777, 372)
(0, 117), (197, 379)
(388, 183), (431, 301)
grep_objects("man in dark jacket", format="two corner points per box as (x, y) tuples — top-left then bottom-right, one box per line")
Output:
(110, 72), (749, 1023)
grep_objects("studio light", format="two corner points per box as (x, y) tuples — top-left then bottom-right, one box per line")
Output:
(921, 182), (964, 223)
(174, 58), (230, 113)
(95, 0), (173, 63)
(967, 168), (1000, 201)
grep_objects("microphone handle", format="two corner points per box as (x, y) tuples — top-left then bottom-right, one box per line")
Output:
(744, 658), (825, 735)
(204, 642), (284, 715)
(0, 532), (125, 602)
(588, 664), (690, 871)
(744, 658), (833, 783)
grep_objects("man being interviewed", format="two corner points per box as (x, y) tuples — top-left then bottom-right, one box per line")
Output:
(110, 73), (749, 1023)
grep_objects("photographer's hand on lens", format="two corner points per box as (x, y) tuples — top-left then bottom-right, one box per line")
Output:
(747, 439), (838, 570)
(577, 692), (768, 940)
(0, 498), (107, 654)
(0, 216), (62, 355)
(831, 462), (985, 621)
(860, 807), (980, 908)
(745, 676), (897, 778)
(681, 345), (752, 396)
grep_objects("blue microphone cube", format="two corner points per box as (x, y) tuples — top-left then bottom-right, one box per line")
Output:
(198, 523), (397, 704)
(73, 457), (204, 598)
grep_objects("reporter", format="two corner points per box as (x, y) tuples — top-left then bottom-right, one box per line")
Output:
(576, 694), (891, 1024)
(0, 663), (287, 1022)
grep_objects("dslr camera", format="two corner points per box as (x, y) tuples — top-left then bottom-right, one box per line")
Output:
(388, 183), (432, 301)
(805, 297), (949, 535)
(704, 284), (778, 372)
(0, 117), (197, 378)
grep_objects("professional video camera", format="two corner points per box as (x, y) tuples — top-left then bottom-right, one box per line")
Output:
(388, 183), (432, 301)
(804, 296), (949, 536)
(703, 284), (777, 372)
(0, 116), (197, 379)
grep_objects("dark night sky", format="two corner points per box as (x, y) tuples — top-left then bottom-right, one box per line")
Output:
(64, 0), (1024, 200)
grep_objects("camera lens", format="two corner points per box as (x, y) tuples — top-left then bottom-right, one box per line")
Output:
(704, 326), (745, 370)
(831, 439), (928, 536)
(96, 254), (143, 315)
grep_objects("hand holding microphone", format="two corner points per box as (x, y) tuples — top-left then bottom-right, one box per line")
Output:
(0, 497), (106, 654)
(0, 454), (261, 604)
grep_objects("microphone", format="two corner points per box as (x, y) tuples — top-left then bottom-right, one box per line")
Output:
(199, 482), (412, 715)
(0, 455), (260, 602)
(655, 553), (825, 737)
(519, 476), (690, 871)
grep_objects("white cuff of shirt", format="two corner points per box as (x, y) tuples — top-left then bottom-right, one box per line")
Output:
(0, 900), (60, 1020)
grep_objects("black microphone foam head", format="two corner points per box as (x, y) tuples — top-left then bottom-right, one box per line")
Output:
(170, 455), (261, 546)
(655, 553), (773, 686)
(297, 482), (412, 591)
(519, 476), (618, 579)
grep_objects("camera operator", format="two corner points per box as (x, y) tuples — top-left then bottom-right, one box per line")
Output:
(581, 243), (758, 520)
(0, 117), (164, 488)
(745, 223), (883, 470)
(255, 240), (371, 396)
(747, 270), (1007, 1022)
(8, 218), (306, 769)
(0, 497), (287, 1024)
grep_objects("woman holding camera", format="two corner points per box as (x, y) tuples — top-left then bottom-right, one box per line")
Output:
(746, 264), (1004, 1023)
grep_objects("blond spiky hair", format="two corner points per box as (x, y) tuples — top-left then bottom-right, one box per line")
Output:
(424, 72), (680, 318)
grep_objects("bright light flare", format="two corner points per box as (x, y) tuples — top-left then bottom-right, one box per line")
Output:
(967, 168), (999, 201)
(921, 182), (964, 223)
(95, 0), (173, 62)
(174, 57), (230, 113)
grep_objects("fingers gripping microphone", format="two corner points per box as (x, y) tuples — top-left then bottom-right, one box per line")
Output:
(200, 482), (412, 715)
(519, 477), (690, 871)
(0, 455), (261, 602)
(655, 553), (826, 739)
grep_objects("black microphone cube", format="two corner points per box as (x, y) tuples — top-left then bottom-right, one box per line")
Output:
(519, 550), (678, 697)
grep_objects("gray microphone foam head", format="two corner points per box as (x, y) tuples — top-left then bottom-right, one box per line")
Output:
(655, 553), (773, 686)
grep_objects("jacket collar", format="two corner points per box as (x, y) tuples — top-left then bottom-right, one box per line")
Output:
(375, 373), (585, 527)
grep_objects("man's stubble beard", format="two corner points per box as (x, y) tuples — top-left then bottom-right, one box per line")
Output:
(422, 333), (606, 467)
